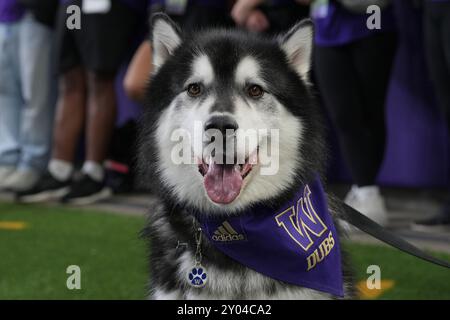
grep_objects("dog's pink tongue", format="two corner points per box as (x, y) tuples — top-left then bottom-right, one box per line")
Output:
(204, 162), (242, 204)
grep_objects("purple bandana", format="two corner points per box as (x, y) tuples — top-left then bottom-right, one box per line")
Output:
(197, 177), (344, 297)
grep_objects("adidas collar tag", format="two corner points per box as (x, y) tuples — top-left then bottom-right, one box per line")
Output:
(187, 225), (208, 288)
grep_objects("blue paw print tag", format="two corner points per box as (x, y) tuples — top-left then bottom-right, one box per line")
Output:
(188, 226), (208, 288)
(188, 265), (208, 288)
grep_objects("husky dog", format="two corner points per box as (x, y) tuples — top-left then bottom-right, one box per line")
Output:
(139, 14), (354, 300)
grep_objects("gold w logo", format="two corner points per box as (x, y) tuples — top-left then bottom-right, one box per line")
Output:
(275, 185), (328, 251)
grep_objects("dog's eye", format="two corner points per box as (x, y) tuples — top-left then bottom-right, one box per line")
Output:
(187, 83), (202, 97)
(247, 85), (264, 99)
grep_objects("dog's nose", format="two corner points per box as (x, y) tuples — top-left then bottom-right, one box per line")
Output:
(204, 116), (238, 135)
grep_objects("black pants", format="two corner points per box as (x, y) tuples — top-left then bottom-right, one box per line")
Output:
(314, 33), (397, 186)
(424, 2), (450, 132)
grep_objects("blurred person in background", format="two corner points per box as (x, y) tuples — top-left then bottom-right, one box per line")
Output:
(125, 0), (234, 103)
(17, 0), (145, 205)
(231, 0), (310, 34)
(0, 0), (57, 192)
(126, 0), (310, 103)
(413, 0), (450, 230)
(313, 0), (397, 226)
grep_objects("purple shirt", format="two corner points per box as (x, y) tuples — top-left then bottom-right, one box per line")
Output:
(0, 0), (25, 23)
(314, 1), (396, 47)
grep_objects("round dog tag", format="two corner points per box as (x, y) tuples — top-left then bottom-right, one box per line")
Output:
(187, 265), (208, 288)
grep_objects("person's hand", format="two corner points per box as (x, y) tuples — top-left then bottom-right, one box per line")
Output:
(124, 40), (152, 103)
(245, 9), (270, 33)
(231, 0), (264, 26)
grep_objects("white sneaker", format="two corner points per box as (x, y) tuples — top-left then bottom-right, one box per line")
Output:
(0, 166), (16, 190)
(344, 185), (388, 227)
(2, 169), (41, 192)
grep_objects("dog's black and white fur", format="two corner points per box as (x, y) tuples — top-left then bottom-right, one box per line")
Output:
(139, 14), (355, 299)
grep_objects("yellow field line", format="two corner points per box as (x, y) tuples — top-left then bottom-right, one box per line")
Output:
(357, 279), (395, 299)
(0, 221), (28, 230)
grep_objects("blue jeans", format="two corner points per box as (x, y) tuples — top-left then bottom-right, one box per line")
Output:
(0, 13), (56, 172)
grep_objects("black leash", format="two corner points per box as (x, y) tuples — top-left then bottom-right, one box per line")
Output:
(341, 203), (450, 269)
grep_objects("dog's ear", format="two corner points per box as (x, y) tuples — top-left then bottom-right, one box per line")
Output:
(279, 19), (313, 81)
(150, 13), (182, 71)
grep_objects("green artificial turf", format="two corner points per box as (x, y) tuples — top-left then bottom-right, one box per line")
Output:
(343, 240), (450, 299)
(0, 202), (148, 299)
(0, 202), (449, 300)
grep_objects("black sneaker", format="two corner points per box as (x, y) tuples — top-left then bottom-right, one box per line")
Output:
(411, 202), (450, 233)
(61, 174), (112, 205)
(16, 171), (71, 203)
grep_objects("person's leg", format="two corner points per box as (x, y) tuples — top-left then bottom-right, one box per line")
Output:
(3, 14), (57, 191)
(52, 67), (87, 164)
(0, 22), (21, 187)
(15, 67), (87, 202)
(59, 72), (116, 204)
(16, 67), (87, 202)
(413, 3), (450, 230)
(352, 32), (397, 186)
(315, 45), (375, 186)
(440, 6), (450, 132)
(19, 14), (57, 172)
(60, 0), (137, 204)
(343, 33), (396, 226)
(85, 72), (117, 166)
(424, 4), (450, 131)
(47, 0), (86, 179)
(80, 71), (117, 185)
(16, 3), (88, 202)
(315, 43), (389, 225)
(440, 5), (450, 224)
